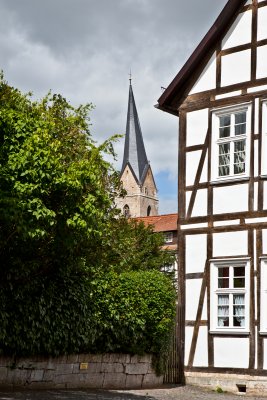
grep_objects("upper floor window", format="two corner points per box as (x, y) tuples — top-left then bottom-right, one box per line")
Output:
(210, 258), (250, 334)
(147, 205), (151, 216)
(211, 104), (251, 183)
(164, 232), (173, 243)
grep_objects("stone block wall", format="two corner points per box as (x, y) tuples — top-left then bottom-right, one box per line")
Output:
(0, 353), (163, 390)
(185, 371), (267, 395)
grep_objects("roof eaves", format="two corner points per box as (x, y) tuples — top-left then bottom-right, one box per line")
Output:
(157, 0), (247, 114)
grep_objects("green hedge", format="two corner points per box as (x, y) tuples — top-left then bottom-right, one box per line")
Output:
(0, 270), (175, 373)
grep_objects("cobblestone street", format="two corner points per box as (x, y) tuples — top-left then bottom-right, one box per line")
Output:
(1, 385), (267, 400)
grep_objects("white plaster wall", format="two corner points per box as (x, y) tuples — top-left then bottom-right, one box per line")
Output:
(214, 337), (249, 368)
(201, 292), (207, 321)
(184, 327), (193, 366)
(257, 6), (267, 41)
(186, 151), (201, 186)
(186, 189), (207, 217)
(190, 53), (216, 95)
(193, 327), (208, 367)
(254, 182), (258, 211)
(186, 151), (208, 186)
(200, 155), (208, 183)
(186, 109), (209, 147)
(213, 184), (248, 215)
(213, 230), (248, 257)
(264, 182), (267, 210)
(221, 50), (251, 87)
(263, 230), (267, 254)
(185, 279), (203, 321)
(256, 45), (267, 80)
(254, 140), (259, 177)
(185, 234), (207, 274)
(254, 98), (259, 135)
(222, 11), (252, 50)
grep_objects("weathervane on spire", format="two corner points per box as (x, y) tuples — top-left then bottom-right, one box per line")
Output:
(129, 69), (132, 84)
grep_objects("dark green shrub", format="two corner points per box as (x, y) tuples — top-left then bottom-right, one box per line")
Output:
(0, 270), (175, 375)
(91, 270), (176, 373)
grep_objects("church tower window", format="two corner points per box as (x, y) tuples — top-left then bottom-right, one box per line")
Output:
(123, 204), (130, 218)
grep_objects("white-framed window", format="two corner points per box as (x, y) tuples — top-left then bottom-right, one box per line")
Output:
(211, 103), (251, 183)
(261, 100), (267, 177)
(210, 258), (250, 334)
(260, 257), (267, 334)
(164, 232), (173, 243)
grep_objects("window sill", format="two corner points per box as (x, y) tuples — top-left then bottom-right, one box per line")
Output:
(209, 330), (250, 335)
(259, 331), (267, 335)
(210, 176), (250, 185)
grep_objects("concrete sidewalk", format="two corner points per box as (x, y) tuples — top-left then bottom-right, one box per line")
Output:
(0, 385), (267, 400)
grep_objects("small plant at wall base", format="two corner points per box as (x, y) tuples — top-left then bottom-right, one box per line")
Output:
(0, 73), (176, 375)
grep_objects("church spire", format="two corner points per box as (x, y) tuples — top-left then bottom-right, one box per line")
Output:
(121, 80), (149, 184)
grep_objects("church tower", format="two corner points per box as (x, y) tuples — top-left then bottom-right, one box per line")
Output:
(116, 79), (158, 218)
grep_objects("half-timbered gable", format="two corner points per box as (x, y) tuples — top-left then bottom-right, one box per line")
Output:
(157, 0), (267, 394)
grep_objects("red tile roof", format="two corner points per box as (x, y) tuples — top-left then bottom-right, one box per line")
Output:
(135, 213), (178, 233)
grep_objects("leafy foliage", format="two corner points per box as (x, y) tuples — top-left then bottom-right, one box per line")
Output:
(0, 74), (176, 373)
(0, 270), (175, 375)
(97, 218), (176, 273)
(0, 73), (122, 282)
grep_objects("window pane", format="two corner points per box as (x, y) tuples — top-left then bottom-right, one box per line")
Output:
(219, 115), (231, 138)
(234, 140), (246, 174)
(234, 266), (245, 288)
(218, 267), (229, 277)
(233, 294), (245, 327)
(218, 295), (229, 327)
(219, 143), (230, 176)
(235, 112), (246, 136)
(218, 267), (229, 288)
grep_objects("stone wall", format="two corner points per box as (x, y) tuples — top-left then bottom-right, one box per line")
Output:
(185, 371), (267, 395)
(0, 353), (163, 390)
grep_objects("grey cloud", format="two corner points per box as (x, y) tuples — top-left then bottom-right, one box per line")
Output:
(0, 0), (228, 212)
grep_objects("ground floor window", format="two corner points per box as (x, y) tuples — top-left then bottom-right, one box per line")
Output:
(260, 257), (267, 333)
(210, 258), (250, 334)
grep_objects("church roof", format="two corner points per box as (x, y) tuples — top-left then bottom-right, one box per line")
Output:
(121, 82), (149, 185)
(157, 0), (247, 115)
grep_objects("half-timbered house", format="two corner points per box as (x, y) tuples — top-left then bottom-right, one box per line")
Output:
(157, 0), (267, 394)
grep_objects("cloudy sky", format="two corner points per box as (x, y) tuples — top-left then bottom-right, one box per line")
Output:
(0, 0), (228, 214)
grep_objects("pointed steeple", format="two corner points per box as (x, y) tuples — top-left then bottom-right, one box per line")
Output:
(121, 80), (149, 184)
